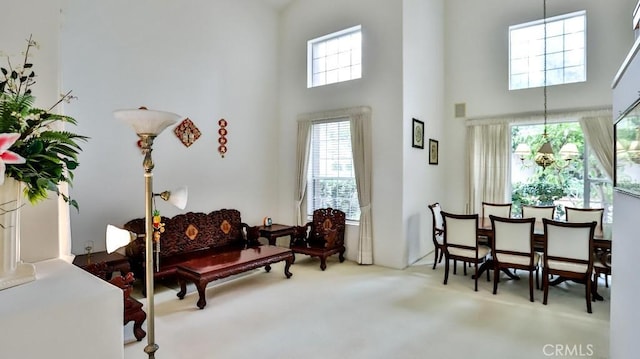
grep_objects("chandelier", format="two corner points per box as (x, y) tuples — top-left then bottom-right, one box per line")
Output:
(513, 0), (579, 170)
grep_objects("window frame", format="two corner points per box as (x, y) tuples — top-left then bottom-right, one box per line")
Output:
(307, 25), (362, 88)
(508, 10), (586, 90)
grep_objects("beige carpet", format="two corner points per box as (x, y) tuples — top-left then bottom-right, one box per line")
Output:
(123, 255), (610, 359)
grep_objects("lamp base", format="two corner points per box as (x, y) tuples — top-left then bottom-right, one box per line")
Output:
(144, 343), (159, 359)
(0, 262), (36, 291)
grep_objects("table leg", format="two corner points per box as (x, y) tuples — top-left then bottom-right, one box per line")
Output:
(177, 278), (187, 299)
(284, 257), (293, 278)
(195, 281), (208, 309)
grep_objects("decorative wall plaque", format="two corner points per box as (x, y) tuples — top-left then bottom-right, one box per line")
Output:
(218, 118), (227, 157)
(174, 118), (201, 147)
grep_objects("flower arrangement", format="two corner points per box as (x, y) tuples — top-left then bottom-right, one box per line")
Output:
(0, 35), (88, 210)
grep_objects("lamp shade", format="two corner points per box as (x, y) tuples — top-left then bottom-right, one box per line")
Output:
(114, 108), (181, 136)
(159, 186), (188, 210)
(559, 143), (580, 159)
(106, 224), (138, 254)
(514, 143), (531, 158)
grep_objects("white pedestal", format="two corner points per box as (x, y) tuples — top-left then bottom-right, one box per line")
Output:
(0, 259), (123, 359)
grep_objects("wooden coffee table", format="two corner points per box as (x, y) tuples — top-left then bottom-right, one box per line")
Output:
(176, 245), (293, 309)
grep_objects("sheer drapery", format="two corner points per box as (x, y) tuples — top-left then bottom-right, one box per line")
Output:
(579, 116), (614, 180)
(294, 121), (311, 225)
(466, 123), (510, 215)
(295, 106), (373, 264)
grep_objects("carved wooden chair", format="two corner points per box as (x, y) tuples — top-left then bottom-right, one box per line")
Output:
(290, 208), (346, 270)
(83, 262), (147, 341)
(522, 205), (555, 222)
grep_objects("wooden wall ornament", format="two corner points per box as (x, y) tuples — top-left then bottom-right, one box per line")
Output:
(218, 118), (228, 157)
(174, 118), (201, 147)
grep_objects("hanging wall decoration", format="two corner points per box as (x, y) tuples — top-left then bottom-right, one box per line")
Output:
(174, 118), (201, 147)
(218, 118), (228, 157)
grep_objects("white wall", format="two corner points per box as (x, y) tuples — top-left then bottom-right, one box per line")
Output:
(278, 0), (406, 268)
(0, 0), (64, 263)
(61, 0), (282, 253)
(444, 0), (635, 212)
(403, 0), (445, 265)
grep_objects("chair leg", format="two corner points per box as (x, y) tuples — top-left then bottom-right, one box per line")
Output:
(492, 264), (499, 295)
(443, 257), (450, 285)
(463, 262), (467, 276)
(528, 270), (534, 302)
(474, 262), (479, 291)
(432, 247), (439, 270)
(453, 259), (457, 275)
(586, 277), (593, 314)
(605, 273), (609, 288)
(535, 267), (540, 290)
(543, 268), (549, 305)
(320, 256), (327, 271)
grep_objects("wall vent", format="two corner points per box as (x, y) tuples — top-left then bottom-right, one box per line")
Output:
(454, 103), (466, 118)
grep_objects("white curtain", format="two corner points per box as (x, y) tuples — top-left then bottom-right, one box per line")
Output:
(295, 106), (373, 263)
(294, 121), (311, 225)
(579, 116), (614, 181)
(350, 110), (373, 265)
(466, 123), (510, 214)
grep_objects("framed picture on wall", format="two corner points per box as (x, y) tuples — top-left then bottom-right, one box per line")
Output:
(429, 139), (439, 165)
(412, 118), (424, 149)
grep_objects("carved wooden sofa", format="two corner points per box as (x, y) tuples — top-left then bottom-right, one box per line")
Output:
(290, 208), (346, 270)
(123, 209), (261, 292)
(82, 262), (146, 341)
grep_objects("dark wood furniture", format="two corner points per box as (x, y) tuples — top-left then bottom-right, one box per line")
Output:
(428, 203), (445, 270)
(441, 211), (491, 291)
(477, 216), (611, 300)
(176, 245), (293, 309)
(81, 262), (146, 341)
(542, 219), (597, 313)
(290, 208), (346, 271)
(123, 209), (260, 293)
(489, 215), (539, 302)
(73, 251), (131, 279)
(258, 224), (296, 246)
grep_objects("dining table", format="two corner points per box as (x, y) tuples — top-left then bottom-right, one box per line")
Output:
(475, 217), (612, 300)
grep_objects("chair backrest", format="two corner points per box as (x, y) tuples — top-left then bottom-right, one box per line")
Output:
(490, 215), (535, 261)
(428, 203), (444, 244)
(565, 207), (603, 233)
(441, 211), (479, 248)
(310, 208), (346, 248)
(482, 202), (512, 219)
(543, 218), (595, 268)
(522, 205), (555, 222)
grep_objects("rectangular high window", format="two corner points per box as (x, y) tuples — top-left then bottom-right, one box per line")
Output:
(307, 25), (362, 88)
(509, 10), (586, 90)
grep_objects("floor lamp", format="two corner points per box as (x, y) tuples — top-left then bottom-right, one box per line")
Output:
(112, 107), (181, 359)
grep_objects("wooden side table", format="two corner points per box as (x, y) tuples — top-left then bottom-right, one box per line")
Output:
(258, 224), (296, 246)
(73, 251), (131, 279)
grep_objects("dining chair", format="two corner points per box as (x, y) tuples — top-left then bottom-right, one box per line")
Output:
(441, 211), (491, 291)
(565, 207), (610, 288)
(565, 207), (604, 233)
(490, 215), (539, 302)
(542, 218), (597, 313)
(428, 203), (445, 270)
(482, 202), (512, 219)
(522, 205), (555, 222)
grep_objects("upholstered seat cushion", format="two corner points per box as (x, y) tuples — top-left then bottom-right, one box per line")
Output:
(496, 252), (540, 267)
(547, 259), (588, 273)
(447, 245), (490, 260)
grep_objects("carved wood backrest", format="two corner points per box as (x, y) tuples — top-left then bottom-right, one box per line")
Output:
(124, 209), (250, 259)
(309, 208), (346, 248)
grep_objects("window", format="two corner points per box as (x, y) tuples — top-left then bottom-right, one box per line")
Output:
(510, 122), (612, 222)
(307, 120), (360, 221)
(509, 10), (586, 90)
(307, 25), (362, 88)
